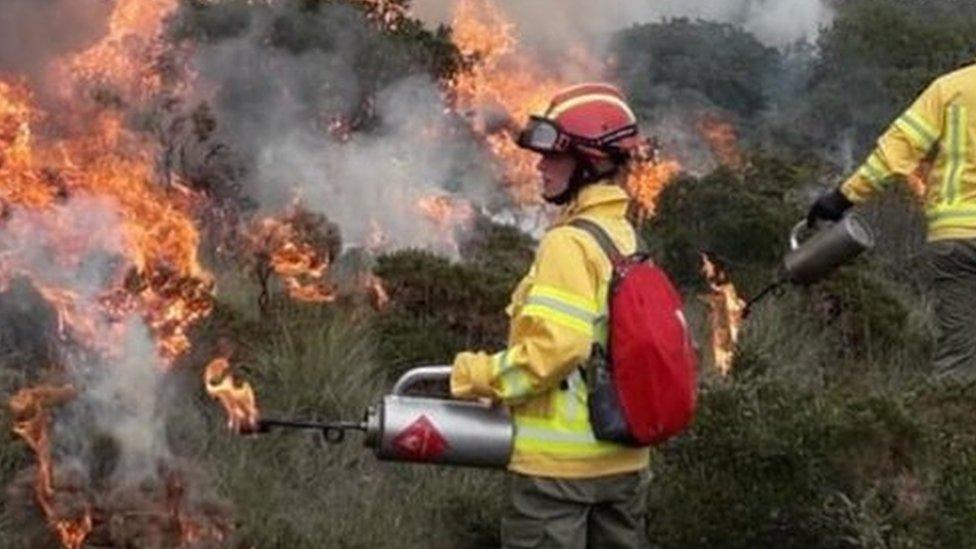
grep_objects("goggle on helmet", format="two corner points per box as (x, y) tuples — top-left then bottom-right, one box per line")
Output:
(516, 115), (639, 158)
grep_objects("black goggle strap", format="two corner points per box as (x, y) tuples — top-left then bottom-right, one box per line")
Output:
(567, 124), (639, 150)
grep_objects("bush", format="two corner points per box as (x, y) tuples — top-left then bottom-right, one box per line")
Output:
(643, 156), (809, 294)
(373, 218), (534, 376)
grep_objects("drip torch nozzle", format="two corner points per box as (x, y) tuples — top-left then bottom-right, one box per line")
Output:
(254, 417), (366, 443)
(741, 279), (786, 319)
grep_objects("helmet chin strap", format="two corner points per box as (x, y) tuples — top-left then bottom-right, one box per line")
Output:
(543, 155), (621, 206)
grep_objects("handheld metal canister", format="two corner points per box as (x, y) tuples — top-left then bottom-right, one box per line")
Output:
(781, 214), (875, 285)
(364, 366), (513, 468)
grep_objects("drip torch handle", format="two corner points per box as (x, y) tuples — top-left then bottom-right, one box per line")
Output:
(391, 365), (453, 396)
(789, 220), (809, 251)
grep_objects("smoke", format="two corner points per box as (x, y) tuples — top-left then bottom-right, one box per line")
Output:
(0, 0), (112, 94)
(412, 0), (834, 49)
(81, 320), (170, 482)
(180, 2), (494, 251)
(0, 197), (172, 481)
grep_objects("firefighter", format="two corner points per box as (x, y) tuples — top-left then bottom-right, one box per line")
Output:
(450, 83), (650, 548)
(807, 64), (976, 379)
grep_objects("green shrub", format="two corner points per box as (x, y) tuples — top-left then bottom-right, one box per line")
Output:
(643, 156), (808, 294)
(374, 218), (534, 376)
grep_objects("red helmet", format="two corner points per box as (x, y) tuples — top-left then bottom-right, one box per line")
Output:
(517, 83), (641, 163)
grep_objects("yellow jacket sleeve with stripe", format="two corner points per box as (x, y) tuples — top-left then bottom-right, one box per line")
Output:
(841, 78), (947, 202)
(450, 227), (598, 403)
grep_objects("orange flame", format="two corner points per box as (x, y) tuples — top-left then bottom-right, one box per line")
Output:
(446, 0), (564, 204)
(697, 113), (744, 171)
(0, 76), (213, 363)
(416, 194), (476, 231)
(445, 0), (681, 216)
(204, 357), (260, 434)
(624, 156), (683, 219)
(9, 385), (92, 549)
(363, 272), (391, 312)
(700, 252), (744, 375)
(2, 0), (223, 543)
(248, 211), (338, 304)
(63, 0), (179, 100)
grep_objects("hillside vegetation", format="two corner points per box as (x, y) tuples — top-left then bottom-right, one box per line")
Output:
(5, 1), (976, 547)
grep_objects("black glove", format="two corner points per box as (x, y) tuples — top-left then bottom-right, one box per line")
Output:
(806, 188), (853, 228)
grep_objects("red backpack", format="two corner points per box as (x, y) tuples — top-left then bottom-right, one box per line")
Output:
(570, 219), (698, 447)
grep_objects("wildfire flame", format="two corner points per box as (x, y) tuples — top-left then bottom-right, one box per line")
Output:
(445, 0), (681, 216)
(446, 0), (564, 204)
(204, 357), (260, 434)
(1, 0), (228, 545)
(697, 113), (744, 171)
(700, 252), (745, 375)
(416, 194), (476, 237)
(63, 0), (179, 100)
(9, 385), (91, 549)
(248, 207), (339, 305)
(363, 271), (391, 311)
(624, 154), (683, 219)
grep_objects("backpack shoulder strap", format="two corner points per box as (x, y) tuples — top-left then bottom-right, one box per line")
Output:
(568, 218), (623, 264)
(568, 218), (648, 263)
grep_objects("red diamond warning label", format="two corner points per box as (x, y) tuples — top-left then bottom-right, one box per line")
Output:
(392, 415), (450, 461)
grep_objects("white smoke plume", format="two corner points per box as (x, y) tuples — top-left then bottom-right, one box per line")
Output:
(0, 197), (171, 481)
(182, 4), (495, 252)
(413, 0), (834, 49)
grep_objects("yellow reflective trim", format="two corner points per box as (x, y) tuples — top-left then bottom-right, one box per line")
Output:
(941, 105), (968, 205)
(525, 295), (596, 325)
(494, 350), (533, 400)
(522, 304), (594, 336)
(927, 208), (976, 222)
(528, 284), (598, 314)
(894, 110), (938, 151)
(514, 422), (622, 458)
(858, 152), (891, 190)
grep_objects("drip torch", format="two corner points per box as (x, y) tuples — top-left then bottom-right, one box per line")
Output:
(743, 213), (875, 316)
(255, 366), (513, 469)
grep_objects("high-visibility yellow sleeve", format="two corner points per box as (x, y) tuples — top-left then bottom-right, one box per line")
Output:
(450, 228), (598, 403)
(841, 79), (946, 202)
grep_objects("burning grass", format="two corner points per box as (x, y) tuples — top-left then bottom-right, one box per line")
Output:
(169, 292), (505, 548)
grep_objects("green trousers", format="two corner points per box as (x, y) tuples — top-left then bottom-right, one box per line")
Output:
(926, 239), (976, 379)
(500, 471), (649, 549)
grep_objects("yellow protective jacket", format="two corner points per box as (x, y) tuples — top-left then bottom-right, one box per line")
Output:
(450, 183), (650, 479)
(841, 64), (976, 241)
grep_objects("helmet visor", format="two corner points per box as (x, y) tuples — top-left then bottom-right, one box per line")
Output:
(516, 116), (565, 153)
